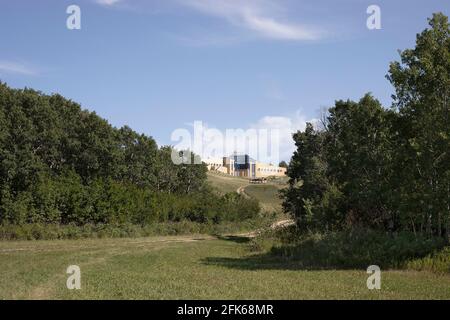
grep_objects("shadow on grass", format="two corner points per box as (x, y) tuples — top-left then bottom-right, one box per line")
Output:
(216, 235), (252, 244)
(203, 231), (447, 271)
(202, 253), (321, 271)
(201, 249), (365, 271)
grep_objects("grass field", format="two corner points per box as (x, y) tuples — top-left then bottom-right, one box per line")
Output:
(1, 234), (450, 299)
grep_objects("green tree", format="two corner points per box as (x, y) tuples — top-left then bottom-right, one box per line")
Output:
(278, 161), (288, 169)
(281, 123), (340, 231)
(387, 12), (450, 237)
(325, 94), (393, 229)
(0, 82), (217, 226)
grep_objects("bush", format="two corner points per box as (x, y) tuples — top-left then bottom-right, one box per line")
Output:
(406, 247), (450, 274)
(252, 228), (448, 271)
(0, 176), (261, 228)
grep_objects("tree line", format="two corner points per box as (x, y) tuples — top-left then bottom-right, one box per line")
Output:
(0, 83), (259, 226)
(282, 13), (449, 239)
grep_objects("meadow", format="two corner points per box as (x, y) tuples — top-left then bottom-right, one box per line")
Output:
(1, 234), (450, 299)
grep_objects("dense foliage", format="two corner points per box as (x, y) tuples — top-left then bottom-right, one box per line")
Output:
(0, 83), (259, 226)
(282, 13), (450, 239)
(251, 225), (448, 272)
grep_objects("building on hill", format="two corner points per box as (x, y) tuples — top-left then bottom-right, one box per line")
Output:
(203, 157), (228, 174)
(202, 154), (286, 178)
(255, 161), (287, 178)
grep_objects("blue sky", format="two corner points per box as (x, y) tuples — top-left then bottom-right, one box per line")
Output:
(0, 0), (448, 161)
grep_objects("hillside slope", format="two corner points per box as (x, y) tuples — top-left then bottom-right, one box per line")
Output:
(207, 172), (287, 213)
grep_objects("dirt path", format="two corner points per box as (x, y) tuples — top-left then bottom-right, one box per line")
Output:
(232, 219), (295, 238)
(0, 235), (217, 253)
(1, 221), (294, 255)
(236, 185), (250, 198)
(2, 219), (295, 254)
(270, 219), (295, 229)
(235, 183), (294, 237)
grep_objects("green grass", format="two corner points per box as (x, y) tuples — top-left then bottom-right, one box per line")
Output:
(207, 172), (249, 194)
(1, 235), (450, 299)
(207, 172), (287, 213)
(244, 184), (284, 213)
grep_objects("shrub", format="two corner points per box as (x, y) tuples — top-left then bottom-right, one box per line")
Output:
(406, 247), (450, 274)
(253, 228), (448, 271)
(0, 216), (272, 240)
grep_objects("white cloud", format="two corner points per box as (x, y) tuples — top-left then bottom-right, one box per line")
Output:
(250, 112), (318, 162)
(95, 0), (122, 6)
(173, 111), (317, 165)
(178, 0), (321, 41)
(0, 61), (37, 76)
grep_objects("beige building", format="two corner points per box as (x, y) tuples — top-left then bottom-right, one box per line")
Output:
(203, 154), (286, 179)
(255, 162), (287, 178)
(202, 157), (228, 174)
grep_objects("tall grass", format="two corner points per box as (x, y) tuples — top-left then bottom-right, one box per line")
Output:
(0, 217), (272, 241)
(250, 227), (450, 273)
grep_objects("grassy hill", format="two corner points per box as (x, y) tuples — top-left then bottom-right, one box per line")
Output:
(244, 184), (283, 213)
(206, 172), (249, 194)
(207, 172), (287, 213)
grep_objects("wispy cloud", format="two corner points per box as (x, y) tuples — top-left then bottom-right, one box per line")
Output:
(178, 0), (322, 41)
(92, 0), (324, 42)
(95, 0), (122, 6)
(0, 61), (38, 76)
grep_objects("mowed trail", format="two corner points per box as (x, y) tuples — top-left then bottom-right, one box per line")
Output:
(0, 174), (299, 299)
(0, 217), (296, 299)
(233, 218), (295, 238)
(235, 176), (294, 233)
(0, 235), (217, 253)
(0, 234), (220, 299)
